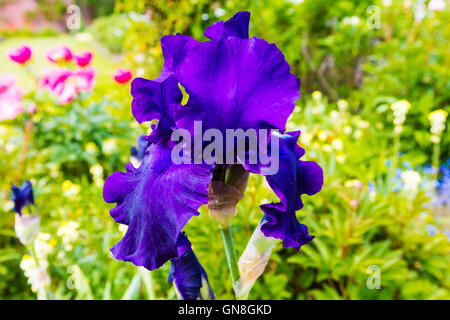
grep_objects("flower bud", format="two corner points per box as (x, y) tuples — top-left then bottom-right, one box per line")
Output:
(235, 220), (275, 299)
(15, 213), (40, 246)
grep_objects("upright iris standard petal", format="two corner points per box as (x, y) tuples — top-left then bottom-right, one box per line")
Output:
(131, 76), (182, 144)
(173, 36), (300, 134)
(11, 180), (35, 215)
(103, 144), (212, 270)
(168, 233), (215, 300)
(157, 35), (199, 81)
(204, 11), (250, 40)
(255, 132), (323, 249)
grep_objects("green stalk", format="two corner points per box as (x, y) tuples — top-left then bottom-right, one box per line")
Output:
(219, 226), (241, 297)
(431, 142), (440, 183)
(387, 134), (400, 193)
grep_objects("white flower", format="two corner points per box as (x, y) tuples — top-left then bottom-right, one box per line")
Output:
(90, 164), (103, 179)
(20, 255), (50, 299)
(343, 16), (360, 26)
(337, 99), (348, 112)
(401, 170), (421, 195)
(214, 8), (226, 17)
(57, 221), (80, 251)
(428, 109), (447, 141)
(102, 138), (117, 155)
(331, 138), (344, 151)
(391, 100), (411, 131)
(34, 232), (53, 260)
(428, 0), (446, 11)
(414, 0), (427, 22)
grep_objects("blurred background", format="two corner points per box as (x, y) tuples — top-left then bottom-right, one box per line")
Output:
(0, 0), (449, 300)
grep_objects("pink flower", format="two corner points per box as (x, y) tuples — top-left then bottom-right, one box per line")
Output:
(113, 68), (133, 84)
(39, 67), (96, 105)
(73, 66), (96, 91)
(0, 73), (24, 121)
(74, 51), (93, 67)
(46, 46), (73, 64)
(8, 45), (32, 64)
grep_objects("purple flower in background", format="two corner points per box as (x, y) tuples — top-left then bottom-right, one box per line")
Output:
(168, 233), (215, 300)
(103, 11), (323, 274)
(11, 181), (34, 215)
(130, 135), (148, 162)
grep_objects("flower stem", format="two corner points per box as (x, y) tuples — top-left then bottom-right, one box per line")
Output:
(219, 226), (241, 297)
(431, 142), (440, 183)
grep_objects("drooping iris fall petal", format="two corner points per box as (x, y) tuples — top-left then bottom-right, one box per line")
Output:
(255, 131), (323, 249)
(103, 144), (212, 270)
(168, 233), (215, 300)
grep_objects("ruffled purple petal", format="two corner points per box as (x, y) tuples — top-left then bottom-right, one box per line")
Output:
(168, 233), (215, 300)
(103, 144), (212, 270)
(131, 76), (182, 144)
(251, 131), (323, 249)
(173, 36), (300, 134)
(204, 11), (250, 40)
(11, 180), (35, 215)
(157, 34), (199, 81)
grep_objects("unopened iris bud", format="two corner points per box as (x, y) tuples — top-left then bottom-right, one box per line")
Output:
(11, 180), (35, 215)
(15, 213), (40, 246)
(235, 219), (275, 299)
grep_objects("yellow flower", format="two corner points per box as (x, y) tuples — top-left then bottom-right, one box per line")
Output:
(428, 109), (448, 123)
(84, 142), (98, 154)
(312, 90), (322, 101)
(62, 180), (81, 197)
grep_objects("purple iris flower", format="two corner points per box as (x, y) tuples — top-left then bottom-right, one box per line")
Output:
(103, 11), (323, 272)
(11, 180), (34, 215)
(168, 233), (215, 300)
(130, 135), (149, 161)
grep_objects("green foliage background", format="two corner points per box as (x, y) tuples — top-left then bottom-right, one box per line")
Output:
(0, 0), (449, 300)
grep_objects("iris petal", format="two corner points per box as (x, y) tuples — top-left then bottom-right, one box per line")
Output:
(157, 34), (199, 81)
(131, 76), (182, 144)
(248, 131), (323, 249)
(103, 144), (212, 270)
(174, 36), (300, 134)
(204, 11), (250, 40)
(168, 233), (215, 300)
(11, 180), (34, 215)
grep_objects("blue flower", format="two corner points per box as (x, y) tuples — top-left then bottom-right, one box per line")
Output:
(11, 181), (34, 215)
